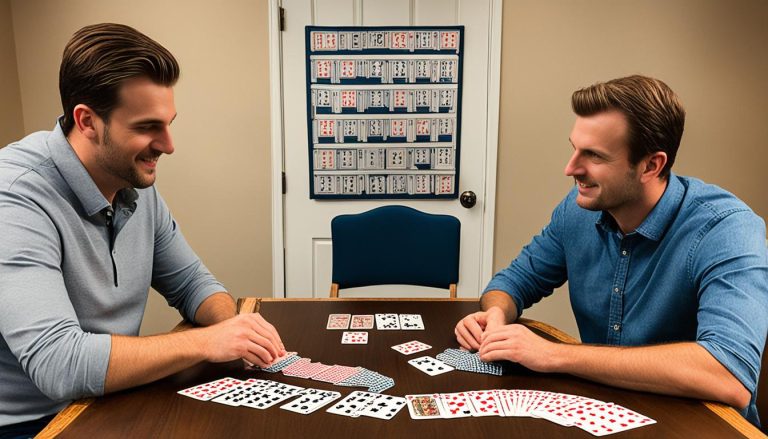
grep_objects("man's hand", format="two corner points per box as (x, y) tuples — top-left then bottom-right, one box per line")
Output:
(478, 323), (560, 372)
(196, 313), (285, 368)
(454, 306), (506, 351)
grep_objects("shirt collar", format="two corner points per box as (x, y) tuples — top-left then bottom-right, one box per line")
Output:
(47, 117), (138, 216)
(596, 173), (685, 241)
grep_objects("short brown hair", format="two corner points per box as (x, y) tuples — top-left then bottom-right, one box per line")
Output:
(59, 23), (180, 134)
(571, 75), (685, 179)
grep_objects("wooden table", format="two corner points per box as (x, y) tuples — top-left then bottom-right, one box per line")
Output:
(38, 299), (765, 438)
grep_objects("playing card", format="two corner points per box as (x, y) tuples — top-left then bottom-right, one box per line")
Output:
(527, 391), (571, 418)
(177, 377), (243, 401)
(399, 314), (425, 330)
(341, 331), (368, 344)
(438, 392), (475, 418)
(327, 314), (351, 330)
(280, 357), (311, 376)
(493, 389), (514, 416)
(367, 376), (395, 394)
(391, 340), (432, 355)
(405, 394), (444, 419)
(280, 388), (341, 415)
(326, 390), (379, 417)
(259, 352), (300, 373)
(239, 382), (305, 409)
(534, 396), (604, 426)
(513, 389), (539, 416)
(467, 390), (502, 416)
(356, 394), (407, 420)
(566, 402), (657, 436)
(311, 365), (362, 384)
(408, 356), (454, 376)
(375, 313), (400, 330)
(210, 379), (270, 407)
(440, 348), (503, 376)
(350, 314), (374, 329)
(282, 361), (332, 379)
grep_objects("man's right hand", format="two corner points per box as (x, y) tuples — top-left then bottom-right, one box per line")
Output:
(454, 306), (506, 351)
(196, 313), (285, 368)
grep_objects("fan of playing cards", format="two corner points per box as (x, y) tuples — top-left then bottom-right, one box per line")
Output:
(178, 378), (408, 419)
(405, 390), (656, 436)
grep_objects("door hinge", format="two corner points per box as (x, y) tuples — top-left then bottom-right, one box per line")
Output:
(279, 7), (286, 31)
(282, 171), (286, 194)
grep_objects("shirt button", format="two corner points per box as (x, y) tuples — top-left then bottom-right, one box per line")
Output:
(614, 287), (619, 293)
(621, 250), (628, 256)
(112, 250), (116, 255)
(613, 324), (621, 331)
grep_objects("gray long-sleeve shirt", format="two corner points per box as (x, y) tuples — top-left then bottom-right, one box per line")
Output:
(0, 121), (225, 426)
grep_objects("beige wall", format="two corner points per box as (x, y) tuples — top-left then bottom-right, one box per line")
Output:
(0, 0), (23, 145)
(496, 0), (768, 338)
(9, 0), (273, 335)
(4, 0), (766, 338)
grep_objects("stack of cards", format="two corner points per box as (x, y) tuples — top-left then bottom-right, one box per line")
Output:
(436, 348), (504, 376)
(405, 389), (656, 436)
(326, 390), (407, 420)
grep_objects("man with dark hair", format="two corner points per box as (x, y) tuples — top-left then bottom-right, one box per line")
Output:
(455, 75), (767, 426)
(0, 23), (285, 436)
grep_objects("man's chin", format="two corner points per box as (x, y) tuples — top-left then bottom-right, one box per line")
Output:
(575, 195), (602, 211)
(130, 174), (156, 189)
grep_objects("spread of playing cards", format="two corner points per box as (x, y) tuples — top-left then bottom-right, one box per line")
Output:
(175, 311), (656, 436)
(404, 390), (656, 436)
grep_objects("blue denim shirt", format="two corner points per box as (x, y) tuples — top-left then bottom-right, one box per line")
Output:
(486, 174), (768, 426)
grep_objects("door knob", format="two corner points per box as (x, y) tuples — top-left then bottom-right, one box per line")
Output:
(460, 191), (477, 208)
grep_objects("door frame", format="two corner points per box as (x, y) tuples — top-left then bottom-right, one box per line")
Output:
(268, 0), (503, 297)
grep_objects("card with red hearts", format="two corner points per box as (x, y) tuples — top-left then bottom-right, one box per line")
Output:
(391, 340), (432, 355)
(341, 331), (368, 344)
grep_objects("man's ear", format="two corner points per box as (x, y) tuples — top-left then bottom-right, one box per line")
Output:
(72, 104), (102, 142)
(640, 151), (668, 182)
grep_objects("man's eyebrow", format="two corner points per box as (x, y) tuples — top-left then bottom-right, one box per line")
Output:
(132, 113), (177, 126)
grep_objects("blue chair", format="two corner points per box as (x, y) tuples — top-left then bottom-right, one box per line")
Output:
(330, 205), (460, 298)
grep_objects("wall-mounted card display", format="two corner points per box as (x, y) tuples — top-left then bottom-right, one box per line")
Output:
(306, 26), (464, 199)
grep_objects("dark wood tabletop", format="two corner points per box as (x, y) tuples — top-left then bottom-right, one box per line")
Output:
(39, 299), (763, 438)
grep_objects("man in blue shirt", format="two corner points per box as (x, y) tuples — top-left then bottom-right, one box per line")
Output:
(455, 75), (767, 426)
(0, 24), (285, 436)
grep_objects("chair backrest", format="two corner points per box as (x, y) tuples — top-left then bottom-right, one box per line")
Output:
(331, 205), (460, 292)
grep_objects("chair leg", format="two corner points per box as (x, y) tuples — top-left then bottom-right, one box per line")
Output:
(449, 284), (457, 299)
(330, 283), (340, 298)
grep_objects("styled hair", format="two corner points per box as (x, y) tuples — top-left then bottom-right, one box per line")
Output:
(571, 75), (685, 179)
(59, 23), (180, 134)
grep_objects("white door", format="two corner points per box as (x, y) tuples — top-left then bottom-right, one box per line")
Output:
(272, 0), (501, 298)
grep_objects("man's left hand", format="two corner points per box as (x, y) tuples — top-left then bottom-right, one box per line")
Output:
(478, 323), (560, 373)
